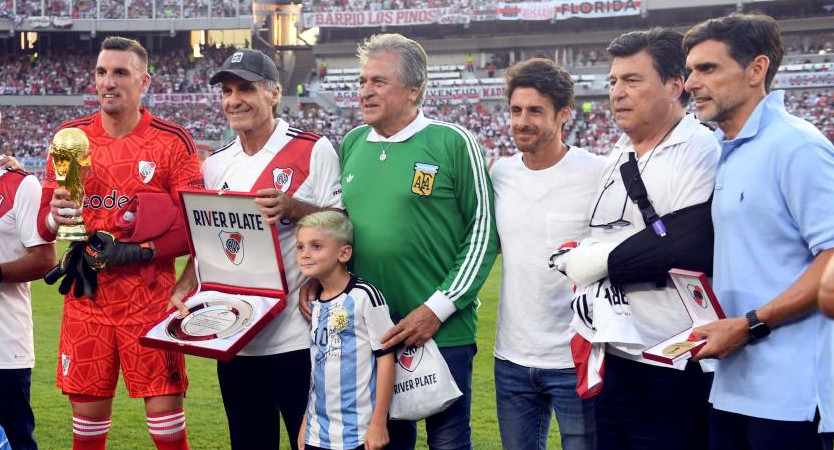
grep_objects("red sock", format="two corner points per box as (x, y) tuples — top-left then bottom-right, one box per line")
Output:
(72, 414), (111, 450)
(147, 409), (189, 450)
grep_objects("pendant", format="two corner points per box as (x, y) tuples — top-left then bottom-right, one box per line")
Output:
(379, 151), (387, 162)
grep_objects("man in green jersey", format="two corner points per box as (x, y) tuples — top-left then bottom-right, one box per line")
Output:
(334, 33), (497, 449)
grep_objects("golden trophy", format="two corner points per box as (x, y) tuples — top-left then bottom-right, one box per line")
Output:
(50, 127), (92, 241)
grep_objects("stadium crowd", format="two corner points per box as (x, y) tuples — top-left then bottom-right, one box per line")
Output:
(5, 89), (831, 169)
(1, 103), (227, 165)
(2, 0), (250, 18)
(0, 45), (236, 95)
(303, 0), (475, 13)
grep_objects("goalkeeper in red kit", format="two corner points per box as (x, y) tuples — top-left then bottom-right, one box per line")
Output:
(38, 36), (203, 450)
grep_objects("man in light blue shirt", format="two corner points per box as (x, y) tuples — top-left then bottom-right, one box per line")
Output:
(684, 13), (834, 450)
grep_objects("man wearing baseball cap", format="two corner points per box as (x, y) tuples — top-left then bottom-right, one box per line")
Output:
(171, 48), (343, 450)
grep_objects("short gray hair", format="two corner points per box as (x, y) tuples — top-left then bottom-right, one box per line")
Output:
(357, 33), (428, 106)
(263, 79), (281, 115)
(265, 79), (281, 93)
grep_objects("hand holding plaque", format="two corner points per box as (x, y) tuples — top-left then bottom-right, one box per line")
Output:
(50, 127), (91, 241)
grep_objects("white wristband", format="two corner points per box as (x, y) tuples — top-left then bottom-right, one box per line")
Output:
(46, 213), (59, 233)
(424, 291), (457, 322)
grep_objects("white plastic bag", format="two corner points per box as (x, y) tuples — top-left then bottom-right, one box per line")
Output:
(388, 338), (462, 421)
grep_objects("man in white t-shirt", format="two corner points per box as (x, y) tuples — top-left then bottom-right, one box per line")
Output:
(558, 29), (720, 449)
(170, 49), (342, 450)
(491, 58), (605, 450)
(0, 105), (58, 450)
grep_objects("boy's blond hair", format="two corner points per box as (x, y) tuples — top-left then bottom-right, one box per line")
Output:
(297, 211), (353, 245)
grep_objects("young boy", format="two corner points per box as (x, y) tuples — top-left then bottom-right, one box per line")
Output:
(296, 211), (395, 450)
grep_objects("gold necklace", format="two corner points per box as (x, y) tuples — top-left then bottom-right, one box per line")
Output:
(378, 140), (392, 162)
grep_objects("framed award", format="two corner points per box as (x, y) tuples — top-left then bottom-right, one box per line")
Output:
(642, 269), (725, 366)
(140, 190), (287, 361)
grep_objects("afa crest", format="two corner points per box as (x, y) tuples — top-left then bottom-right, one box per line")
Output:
(219, 231), (244, 265)
(272, 167), (294, 193)
(411, 163), (439, 196)
(329, 306), (349, 332)
(138, 161), (156, 184)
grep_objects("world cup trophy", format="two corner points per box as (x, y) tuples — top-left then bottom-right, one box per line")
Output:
(50, 127), (92, 241)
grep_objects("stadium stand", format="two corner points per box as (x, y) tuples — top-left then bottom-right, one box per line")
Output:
(1, 0), (252, 18)
(302, 0), (479, 13)
(6, 88), (832, 172)
(0, 45), (236, 95)
(2, 0), (834, 174)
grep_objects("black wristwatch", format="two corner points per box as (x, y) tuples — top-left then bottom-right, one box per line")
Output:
(745, 310), (771, 341)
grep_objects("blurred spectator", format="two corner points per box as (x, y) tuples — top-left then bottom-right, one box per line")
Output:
(74, 0), (96, 18)
(20, 0), (43, 15)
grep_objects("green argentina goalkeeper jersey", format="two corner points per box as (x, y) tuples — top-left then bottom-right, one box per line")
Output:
(340, 112), (498, 347)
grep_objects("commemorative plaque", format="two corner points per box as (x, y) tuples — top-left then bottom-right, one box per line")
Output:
(140, 190), (288, 361)
(166, 293), (255, 341)
(642, 269), (726, 366)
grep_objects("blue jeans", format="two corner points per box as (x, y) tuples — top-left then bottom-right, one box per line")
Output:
(387, 344), (476, 450)
(495, 358), (595, 450)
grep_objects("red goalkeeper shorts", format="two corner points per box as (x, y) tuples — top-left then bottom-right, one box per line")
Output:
(57, 315), (188, 398)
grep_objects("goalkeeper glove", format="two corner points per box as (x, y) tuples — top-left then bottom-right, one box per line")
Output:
(44, 242), (98, 299)
(84, 231), (154, 271)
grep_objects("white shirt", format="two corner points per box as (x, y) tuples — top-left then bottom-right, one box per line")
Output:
(492, 148), (606, 369)
(588, 114), (720, 366)
(202, 118), (344, 356)
(0, 172), (50, 368)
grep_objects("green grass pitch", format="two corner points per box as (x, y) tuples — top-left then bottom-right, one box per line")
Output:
(29, 250), (562, 449)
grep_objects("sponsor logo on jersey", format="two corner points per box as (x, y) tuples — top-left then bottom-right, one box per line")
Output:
(411, 163), (439, 196)
(272, 167), (293, 192)
(61, 353), (71, 376)
(219, 231), (244, 265)
(138, 161), (157, 183)
(230, 51), (244, 63)
(397, 345), (424, 372)
(346, 174), (354, 183)
(220, 182), (230, 192)
(687, 284), (708, 309)
(84, 190), (131, 210)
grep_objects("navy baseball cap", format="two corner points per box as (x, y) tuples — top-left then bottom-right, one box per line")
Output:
(210, 48), (280, 85)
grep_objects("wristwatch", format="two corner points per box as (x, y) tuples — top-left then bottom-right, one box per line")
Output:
(745, 310), (771, 341)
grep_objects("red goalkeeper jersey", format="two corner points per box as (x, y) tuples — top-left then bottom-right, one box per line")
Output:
(40, 109), (203, 325)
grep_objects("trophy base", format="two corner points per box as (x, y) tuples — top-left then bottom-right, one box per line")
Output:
(57, 224), (88, 242)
